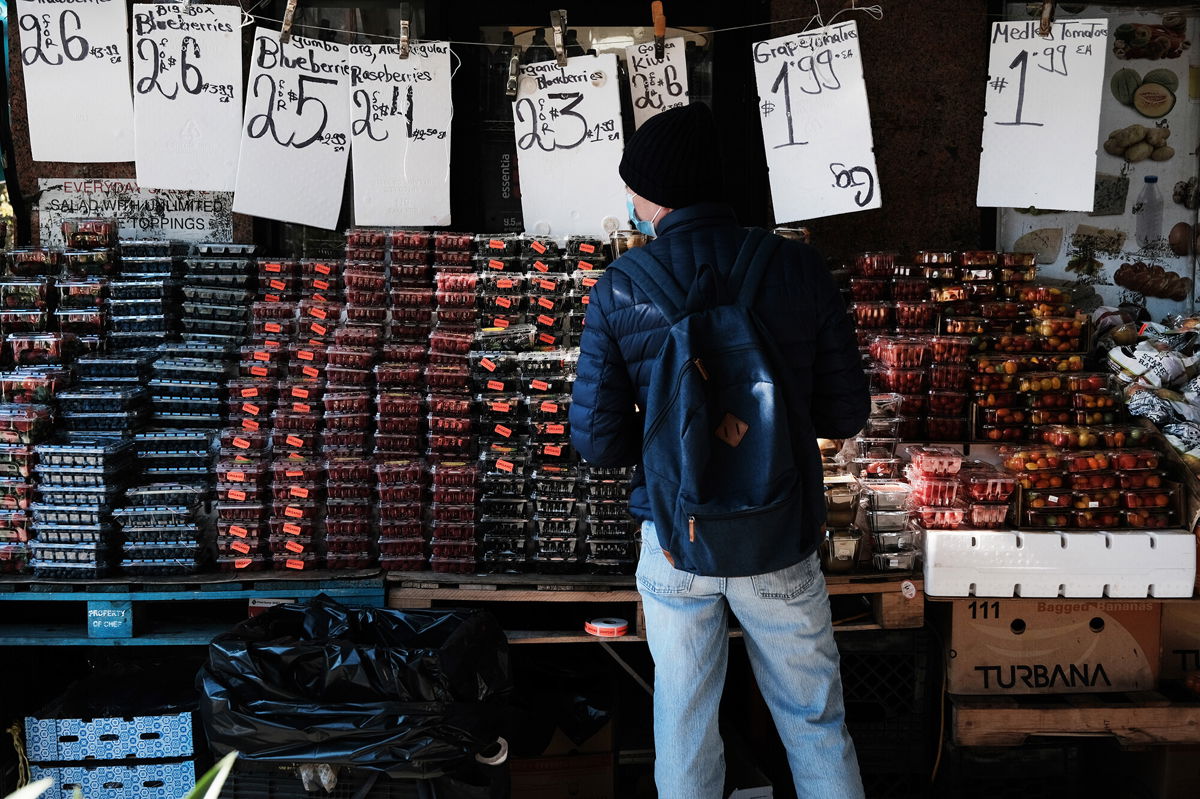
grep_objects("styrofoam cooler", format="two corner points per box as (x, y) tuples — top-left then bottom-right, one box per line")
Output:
(923, 528), (1196, 598)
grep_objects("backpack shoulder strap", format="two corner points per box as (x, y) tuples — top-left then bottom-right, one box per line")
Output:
(615, 246), (689, 324)
(729, 228), (782, 308)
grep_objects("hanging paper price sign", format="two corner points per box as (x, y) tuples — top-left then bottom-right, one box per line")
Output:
(132, 4), (243, 191)
(349, 41), (453, 226)
(752, 21), (881, 222)
(625, 37), (689, 129)
(233, 29), (351, 229)
(16, 0), (134, 162)
(512, 53), (626, 238)
(977, 19), (1108, 210)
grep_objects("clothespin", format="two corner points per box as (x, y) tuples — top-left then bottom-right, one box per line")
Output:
(279, 0), (298, 44)
(1038, 1), (1055, 37)
(398, 2), (411, 58)
(506, 45), (523, 100)
(550, 9), (568, 66)
(652, 2), (666, 61)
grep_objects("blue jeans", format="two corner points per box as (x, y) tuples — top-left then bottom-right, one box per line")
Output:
(637, 522), (864, 799)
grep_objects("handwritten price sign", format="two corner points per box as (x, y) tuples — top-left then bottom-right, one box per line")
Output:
(233, 29), (351, 229)
(977, 19), (1107, 210)
(132, 4), (242, 191)
(16, 0), (133, 162)
(625, 37), (689, 129)
(752, 21), (881, 222)
(512, 53), (626, 237)
(349, 42), (452, 226)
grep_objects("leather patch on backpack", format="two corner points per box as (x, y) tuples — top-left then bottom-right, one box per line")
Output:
(715, 413), (749, 448)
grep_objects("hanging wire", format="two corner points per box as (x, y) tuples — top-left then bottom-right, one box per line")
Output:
(236, 2), (885, 47)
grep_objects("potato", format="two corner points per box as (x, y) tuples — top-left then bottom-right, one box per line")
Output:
(1152, 145), (1175, 161)
(1104, 138), (1125, 156)
(1126, 141), (1154, 162)
(1115, 124), (1149, 147)
(1145, 127), (1171, 147)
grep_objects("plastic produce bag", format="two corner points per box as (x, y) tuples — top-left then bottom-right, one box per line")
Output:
(198, 595), (511, 778)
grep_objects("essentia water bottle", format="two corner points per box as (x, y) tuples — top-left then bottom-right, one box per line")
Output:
(1136, 175), (1164, 247)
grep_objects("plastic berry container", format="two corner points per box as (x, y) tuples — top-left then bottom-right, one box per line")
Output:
(848, 279), (890, 301)
(868, 393), (905, 418)
(850, 302), (893, 330)
(925, 336), (969, 365)
(966, 503), (1009, 529)
(1028, 392), (1072, 409)
(907, 474), (962, 507)
(923, 364), (966, 392)
(894, 301), (936, 331)
(877, 368), (927, 394)
(1072, 509), (1121, 529)
(872, 337), (929, 369)
(926, 391), (966, 417)
(851, 252), (896, 277)
(852, 458), (901, 479)
(914, 504), (965, 529)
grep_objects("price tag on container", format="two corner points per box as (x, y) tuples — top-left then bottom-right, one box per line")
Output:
(132, 4), (242, 191)
(977, 19), (1107, 211)
(349, 42), (453, 226)
(752, 21), (881, 222)
(625, 37), (690, 129)
(233, 29), (351, 229)
(513, 53), (626, 238)
(16, 0), (134, 162)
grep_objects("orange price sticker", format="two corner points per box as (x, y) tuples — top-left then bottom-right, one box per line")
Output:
(537, 314), (555, 326)
(544, 445), (562, 456)
(496, 459), (514, 473)
(311, 323), (328, 335)
(231, 541), (251, 554)
(497, 279), (515, 289)
(269, 279), (286, 290)
(264, 323), (282, 333)
(487, 380), (505, 391)
(541, 402), (559, 413)
(494, 424), (513, 438)
(488, 259), (505, 270)
(265, 262), (282, 273)
(495, 296), (512, 309)
(292, 402), (311, 413)
(538, 297), (554, 309)
(286, 540), (305, 554)
(493, 318), (510, 329)
(283, 523), (302, 535)
(298, 350), (315, 361)
(531, 240), (547, 254)
(538, 279), (555, 291)
(292, 387), (310, 399)
(286, 558), (306, 569)
(303, 366), (319, 378)
(235, 558), (253, 569)
(285, 435), (304, 448)
(241, 388), (259, 398)
(312, 294), (328, 303)
(229, 525), (248, 538)
(579, 242), (596, 254)
(531, 380), (550, 391)
(582, 295), (590, 305)
(253, 351), (270, 362)
(233, 438), (251, 450)
(242, 419), (260, 431)
(533, 261), (549, 273)
(285, 469), (303, 478)
(547, 423), (565, 434)
(265, 294), (281, 303)
(284, 506), (304, 518)
(538, 333), (557, 344)
(490, 402), (511, 412)
(242, 403), (260, 415)
(315, 263), (331, 274)
(290, 486), (310, 498)
(480, 357), (497, 372)
(583, 277), (598, 287)
(310, 307), (328, 319)
(488, 238), (505, 249)
(228, 489), (247, 501)
(314, 279), (331, 290)
(578, 261), (594, 271)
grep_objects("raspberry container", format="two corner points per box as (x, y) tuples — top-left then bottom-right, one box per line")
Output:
(376, 538), (425, 558)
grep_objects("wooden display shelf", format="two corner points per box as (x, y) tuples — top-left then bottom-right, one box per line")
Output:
(0, 570), (386, 645)
(386, 570), (924, 643)
(951, 688), (1200, 747)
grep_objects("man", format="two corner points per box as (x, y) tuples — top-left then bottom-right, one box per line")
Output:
(569, 103), (870, 799)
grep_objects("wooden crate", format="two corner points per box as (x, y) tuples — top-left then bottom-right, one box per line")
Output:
(951, 690), (1200, 747)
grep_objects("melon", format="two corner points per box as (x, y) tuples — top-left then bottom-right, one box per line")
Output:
(1133, 82), (1176, 118)
(1143, 68), (1179, 93)
(1111, 68), (1141, 105)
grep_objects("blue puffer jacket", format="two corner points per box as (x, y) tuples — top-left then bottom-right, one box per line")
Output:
(570, 203), (869, 559)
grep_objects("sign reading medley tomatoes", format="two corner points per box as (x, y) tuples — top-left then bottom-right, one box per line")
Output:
(132, 4), (243, 191)
(233, 29), (351, 229)
(16, 0), (134, 162)
(511, 53), (626, 238)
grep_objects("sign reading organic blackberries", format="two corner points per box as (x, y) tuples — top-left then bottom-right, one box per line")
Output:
(349, 42), (453, 227)
(132, 4), (243, 191)
(978, 19), (1108, 210)
(752, 21), (881, 222)
(233, 29), (351, 229)
(624, 37), (690, 129)
(512, 53), (626, 238)
(16, 0), (134, 162)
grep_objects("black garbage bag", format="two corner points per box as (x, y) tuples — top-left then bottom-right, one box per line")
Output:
(198, 595), (511, 779)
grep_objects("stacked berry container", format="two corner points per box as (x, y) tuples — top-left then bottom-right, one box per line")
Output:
(113, 483), (206, 576)
(180, 244), (255, 351)
(30, 439), (134, 578)
(214, 453), (269, 572)
(56, 386), (149, 437)
(58, 220), (118, 359)
(0, 405), (52, 575)
(562, 236), (608, 348)
(111, 239), (184, 350)
(904, 445), (966, 543)
(578, 465), (635, 575)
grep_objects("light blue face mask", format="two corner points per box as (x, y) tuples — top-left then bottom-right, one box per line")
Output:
(626, 192), (662, 238)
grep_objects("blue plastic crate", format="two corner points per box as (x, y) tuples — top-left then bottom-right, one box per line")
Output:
(30, 761), (195, 799)
(25, 712), (193, 762)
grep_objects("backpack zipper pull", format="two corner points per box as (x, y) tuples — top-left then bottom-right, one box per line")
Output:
(689, 516), (696, 542)
(692, 358), (709, 380)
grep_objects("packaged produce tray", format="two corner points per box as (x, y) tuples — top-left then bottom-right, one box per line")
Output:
(57, 387), (149, 414)
(59, 410), (150, 432)
(124, 483), (206, 507)
(29, 541), (111, 562)
(31, 504), (113, 526)
(31, 561), (111, 578)
(35, 465), (126, 488)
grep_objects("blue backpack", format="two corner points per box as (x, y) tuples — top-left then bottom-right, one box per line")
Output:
(617, 228), (805, 578)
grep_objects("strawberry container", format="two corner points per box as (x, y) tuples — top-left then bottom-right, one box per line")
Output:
(859, 482), (912, 511)
(850, 302), (893, 329)
(380, 520), (424, 539)
(0, 371), (70, 404)
(1072, 509), (1122, 529)
(378, 392), (423, 417)
(270, 409), (320, 432)
(325, 481), (373, 501)
(874, 337), (930, 368)
(215, 459), (269, 485)
(335, 325), (385, 348)
(430, 503), (475, 523)
(1123, 509), (1176, 528)
(895, 301), (936, 331)
(323, 365), (373, 386)
(907, 474), (962, 506)
(8, 333), (79, 366)
(0, 310), (48, 334)
(914, 504), (965, 529)
(377, 415), (421, 434)
(963, 469), (1016, 502)
(852, 252), (896, 277)
(974, 391), (1021, 410)
(382, 344), (427, 363)
(849, 279), (890, 301)
(967, 503), (1009, 529)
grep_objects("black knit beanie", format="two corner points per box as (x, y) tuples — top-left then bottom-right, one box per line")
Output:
(619, 102), (723, 209)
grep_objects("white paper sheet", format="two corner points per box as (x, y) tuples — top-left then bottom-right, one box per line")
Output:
(625, 37), (690, 129)
(131, 4), (243, 191)
(978, 18), (1109, 210)
(16, 0), (134, 162)
(37, 177), (234, 246)
(751, 21), (882, 223)
(232, 29), (351, 230)
(348, 41), (453, 227)
(512, 53), (625, 238)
